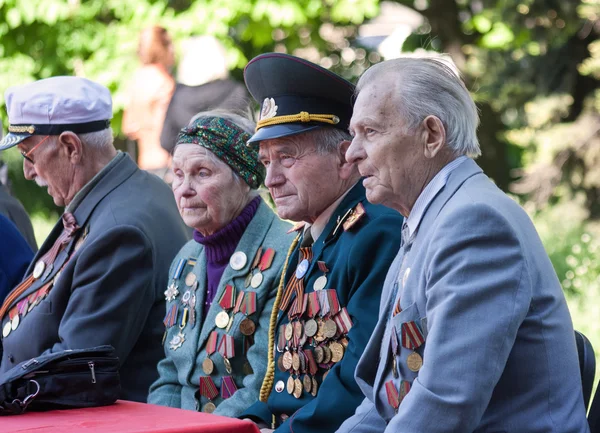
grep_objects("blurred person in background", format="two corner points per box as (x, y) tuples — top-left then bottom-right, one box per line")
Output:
(122, 25), (175, 179)
(0, 76), (188, 402)
(0, 121), (37, 250)
(0, 214), (33, 304)
(148, 111), (294, 416)
(160, 36), (250, 154)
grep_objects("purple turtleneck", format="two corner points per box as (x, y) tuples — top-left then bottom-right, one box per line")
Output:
(193, 196), (261, 316)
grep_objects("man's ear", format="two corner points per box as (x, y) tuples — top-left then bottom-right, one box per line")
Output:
(338, 139), (356, 180)
(422, 115), (446, 159)
(58, 132), (83, 164)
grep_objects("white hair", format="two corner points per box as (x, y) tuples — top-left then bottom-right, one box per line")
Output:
(356, 57), (481, 158)
(78, 128), (114, 149)
(177, 36), (229, 87)
(303, 127), (352, 155)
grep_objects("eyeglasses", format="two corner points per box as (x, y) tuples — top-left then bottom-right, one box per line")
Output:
(20, 136), (50, 164)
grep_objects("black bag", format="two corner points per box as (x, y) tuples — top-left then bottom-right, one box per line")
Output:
(0, 345), (120, 415)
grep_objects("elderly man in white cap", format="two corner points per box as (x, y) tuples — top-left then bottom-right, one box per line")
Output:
(0, 76), (188, 402)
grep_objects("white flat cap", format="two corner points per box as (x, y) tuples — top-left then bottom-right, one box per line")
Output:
(0, 76), (112, 150)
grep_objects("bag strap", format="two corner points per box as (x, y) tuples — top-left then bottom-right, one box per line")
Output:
(0, 379), (40, 415)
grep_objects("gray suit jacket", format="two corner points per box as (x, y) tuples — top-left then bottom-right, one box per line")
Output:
(0, 184), (37, 251)
(338, 158), (589, 433)
(0, 153), (189, 402)
(148, 200), (294, 417)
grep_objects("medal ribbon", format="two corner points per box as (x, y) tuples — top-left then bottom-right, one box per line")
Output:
(17, 299), (28, 316)
(252, 247), (263, 270)
(241, 292), (257, 316)
(307, 292), (320, 318)
(218, 284), (236, 310)
(259, 248), (275, 271)
(199, 376), (218, 401)
(233, 291), (245, 314)
(318, 290), (330, 316)
(399, 380), (411, 403)
(187, 257), (197, 267)
(163, 304), (178, 328)
(221, 376), (238, 399)
(317, 261), (328, 273)
(390, 324), (399, 355)
(206, 331), (219, 356)
(242, 334), (253, 356)
(218, 334), (235, 359)
(305, 349), (318, 375)
(401, 321), (425, 350)
(173, 258), (186, 280)
(277, 325), (287, 352)
(326, 290), (340, 316)
(280, 247), (313, 316)
(393, 298), (402, 317)
(333, 307), (353, 334)
(385, 380), (400, 411)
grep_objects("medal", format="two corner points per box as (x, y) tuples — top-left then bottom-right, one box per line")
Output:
(329, 341), (344, 363)
(215, 311), (229, 328)
(391, 325), (399, 378)
(311, 377), (318, 396)
(164, 282), (179, 302)
(282, 351), (293, 370)
(218, 334), (235, 374)
(314, 261), (329, 291)
(303, 374), (312, 393)
(221, 376), (238, 399)
(385, 380), (400, 414)
(286, 376), (295, 394)
(10, 314), (19, 332)
(333, 307), (353, 335)
(275, 380), (285, 393)
(322, 345), (332, 364)
(203, 331), (219, 374)
(229, 251), (247, 270)
(277, 355), (286, 372)
(239, 318), (256, 336)
(250, 272), (263, 288)
(304, 319), (318, 337)
(323, 319), (337, 339)
(189, 294), (197, 327)
(173, 258), (186, 280)
(277, 324), (287, 352)
(293, 378), (303, 399)
(292, 352), (300, 371)
(284, 323), (294, 341)
(2, 321), (11, 338)
(202, 402), (216, 413)
(185, 272), (196, 287)
(407, 352), (423, 372)
(202, 358), (214, 375)
(169, 332), (185, 350)
(33, 260), (46, 279)
(199, 376), (218, 413)
(401, 321), (425, 350)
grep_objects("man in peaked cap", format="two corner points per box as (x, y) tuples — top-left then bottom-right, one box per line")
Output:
(239, 53), (403, 433)
(0, 76), (188, 402)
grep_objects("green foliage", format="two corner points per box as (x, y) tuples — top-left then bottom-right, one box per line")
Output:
(0, 0), (379, 218)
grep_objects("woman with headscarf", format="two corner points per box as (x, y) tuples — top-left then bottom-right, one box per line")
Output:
(148, 111), (294, 417)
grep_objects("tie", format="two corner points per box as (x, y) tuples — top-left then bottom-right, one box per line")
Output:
(0, 213), (80, 320)
(300, 228), (314, 248)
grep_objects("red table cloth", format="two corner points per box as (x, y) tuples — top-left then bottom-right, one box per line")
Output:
(2, 400), (261, 433)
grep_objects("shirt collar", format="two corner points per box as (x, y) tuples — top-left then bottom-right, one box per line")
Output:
(405, 156), (468, 239)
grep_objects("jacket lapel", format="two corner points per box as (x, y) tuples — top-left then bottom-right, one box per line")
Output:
(196, 200), (275, 350)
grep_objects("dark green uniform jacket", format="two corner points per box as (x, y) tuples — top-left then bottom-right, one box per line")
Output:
(242, 182), (403, 433)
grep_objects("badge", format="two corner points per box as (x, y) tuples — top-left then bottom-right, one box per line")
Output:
(185, 272), (196, 287)
(164, 282), (179, 302)
(202, 358), (214, 375)
(33, 260), (46, 279)
(230, 252), (247, 270)
(250, 272), (263, 288)
(260, 97), (278, 120)
(169, 332), (185, 350)
(182, 290), (192, 305)
(275, 380), (285, 393)
(239, 318), (256, 336)
(215, 311), (229, 329)
(342, 202), (366, 231)
(2, 321), (11, 338)
(407, 352), (423, 372)
(202, 402), (216, 413)
(295, 259), (309, 279)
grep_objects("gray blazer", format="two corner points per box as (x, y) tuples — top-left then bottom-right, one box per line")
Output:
(148, 199), (294, 417)
(0, 153), (189, 402)
(0, 184), (37, 251)
(338, 158), (589, 433)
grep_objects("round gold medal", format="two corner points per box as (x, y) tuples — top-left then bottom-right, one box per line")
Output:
(33, 260), (45, 279)
(202, 402), (216, 413)
(303, 375), (312, 393)
(304, 319), (317, 337)
(277, 355), (286, 372)
(239, 318), (256, 336)
(282, 351), (293, 370)
(294, 321), (303, 339)
(202, 358), (214, 375)
(314, 320), (326, 342)
(284, 323), (294, 341)
(215, 311), (229, 329)
(293, 378), (303, 399)
(311, 377), (318, 396)
(185, 272), (196, 287)
(329, 342), (344, 363)
(292, 352), (300, 371)
(323, 319), (337, 339)
(407, 351), (423, 372)
(314, 346), (324, 364)
(299, 351), (306, 371)
(223, 357), (233, 374)
(313, 275), (327, 291)
(251, 272), (263, 288)
(322, 346), (332, 364)
(286, 376), (295, 394)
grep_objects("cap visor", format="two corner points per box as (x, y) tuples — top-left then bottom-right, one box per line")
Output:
(247, 124), (321, 145)
(0, 133), (30, 150)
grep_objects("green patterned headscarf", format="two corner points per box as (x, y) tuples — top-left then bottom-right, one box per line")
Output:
(176, 116), (265, 189)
